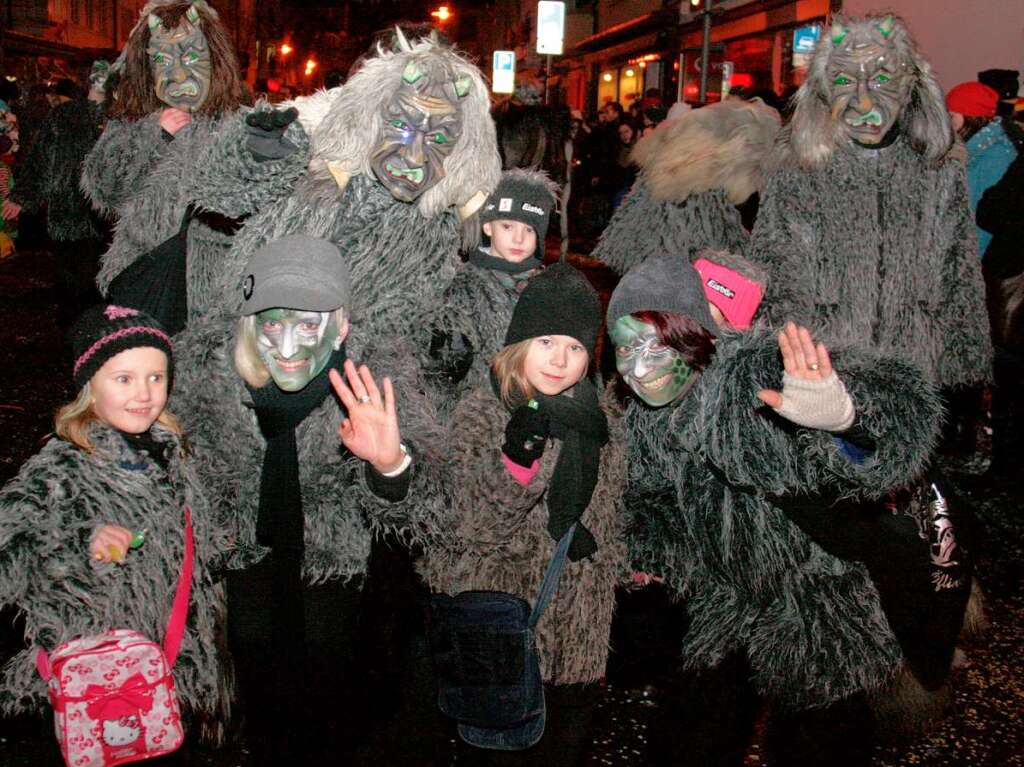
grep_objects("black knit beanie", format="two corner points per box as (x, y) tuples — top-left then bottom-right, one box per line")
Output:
(504, 263), (601, 358)
(480, 169), (557, 257)
(69, 305), (174, 389)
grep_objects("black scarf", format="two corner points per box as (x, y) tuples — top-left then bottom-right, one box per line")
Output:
(245, 345), (347, 648)
(495, 375), (609, 561)
(469, 247), (543, 276)
(118, 428), (170, 471)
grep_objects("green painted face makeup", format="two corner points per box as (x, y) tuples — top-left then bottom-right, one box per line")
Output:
(610, 315), (695, 407)
(256, 308), (339, 392)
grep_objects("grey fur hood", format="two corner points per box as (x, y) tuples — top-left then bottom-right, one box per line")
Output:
(590, 98), (779, 276)
(0, 426), (229, 722)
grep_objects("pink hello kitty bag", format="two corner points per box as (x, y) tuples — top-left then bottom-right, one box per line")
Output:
(35, 508), (194, 767)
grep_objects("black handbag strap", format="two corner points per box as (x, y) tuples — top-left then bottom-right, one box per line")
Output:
(528, 523), (576, 629)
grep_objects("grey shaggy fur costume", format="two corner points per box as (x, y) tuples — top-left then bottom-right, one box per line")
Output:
(0, 426), (228, 722)
(751, 15), (990, 389)
(627, 329), (942, 709)
(171, 314), (448, 584)
(206, 39), (500, 346)
(751, 137), (991, 389)
(417, 385), (627, 685)
(592, 99), (780, 274)
(424, 259), (532, 414)
(81, 107), (310, 319)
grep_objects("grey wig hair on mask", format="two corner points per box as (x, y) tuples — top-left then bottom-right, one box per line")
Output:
(788, 14), (953, 168)
(308, 31), (501, 220)
(233, 308), (346, 389)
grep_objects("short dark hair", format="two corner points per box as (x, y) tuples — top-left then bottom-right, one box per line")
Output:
(633, 310), (717, 372)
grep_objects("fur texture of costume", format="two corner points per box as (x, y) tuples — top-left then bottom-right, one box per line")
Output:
(424, 260), (531, 414)
(0, 426), (229, 724)
(592, 99), (780, 274)
(627, 329), (943, 709)
(12, 97), (103, 241)
(82, 109), (310, 320)
(171, 313), (448, 585)
(752, 15), (990, 389)
(417, 385), (627, 685)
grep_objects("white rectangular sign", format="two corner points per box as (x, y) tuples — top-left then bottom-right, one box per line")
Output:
(492, 50), (516, 94)
(536, 1), (566, 55)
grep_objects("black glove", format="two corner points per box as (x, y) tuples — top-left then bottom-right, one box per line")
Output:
(502, 404), (550, 468)
(244, 107), (299, 162)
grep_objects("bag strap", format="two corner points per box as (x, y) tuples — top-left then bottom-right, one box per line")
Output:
(35, 506), (194, 680)
(528, 524), (576, 629)
(162, 505), (194, 667)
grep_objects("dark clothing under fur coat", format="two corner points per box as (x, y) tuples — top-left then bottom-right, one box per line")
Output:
(751, 137), (992, 390)
(81, 108), (310, 320)
(12, 97), (103, 242)
(0, 426), (227, 721)
(418, 386), (628, 686)
(424, 255), (539, 415)
(627, 330), (942, 709)
(172, 314), (448, 585)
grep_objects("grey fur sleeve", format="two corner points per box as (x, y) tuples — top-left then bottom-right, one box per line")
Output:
(799, 350), (942, 494)
(933, 162), (993, 389)
(81, 116), (167, 217)
(351, 339), (452, 547)
(591, 182), (749, 275)
(686, 332), (941, 497)
(187, 105), (312, 219)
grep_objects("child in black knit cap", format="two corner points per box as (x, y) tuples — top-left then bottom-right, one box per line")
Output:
(0, 304), (229, 744)
(425, 168), (559, 416)
(420, 263), (628, 763)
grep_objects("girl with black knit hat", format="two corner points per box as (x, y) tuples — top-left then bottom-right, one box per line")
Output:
(609, 256), (962, 766)
(0, 304), (229, 747)
(419, 263), (627, 764)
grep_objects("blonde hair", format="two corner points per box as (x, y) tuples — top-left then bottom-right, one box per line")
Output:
(55, 382), (184, 454)
(491, 340), (534, 406)
(234, 308), (347, 389)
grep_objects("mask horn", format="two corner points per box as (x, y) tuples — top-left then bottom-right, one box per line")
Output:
(394, 25), (412, 53)
(454, 76), (472, 98)
(147, 13), (162, 31)
(877, 15), (896, 38)
(186, 4), (201, 24)
(831, 19), (847, 45)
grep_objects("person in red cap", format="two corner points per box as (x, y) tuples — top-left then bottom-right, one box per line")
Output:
(946, 81), (1022, 260)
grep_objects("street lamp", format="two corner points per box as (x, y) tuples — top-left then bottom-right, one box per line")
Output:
(431, 5), (452, 23)
(280, 42), (293, 57)
(305, 58), (317, 76)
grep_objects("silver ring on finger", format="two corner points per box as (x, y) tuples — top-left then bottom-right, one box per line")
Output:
(358, 395), (372, 404)
(808, 363), (820, 371)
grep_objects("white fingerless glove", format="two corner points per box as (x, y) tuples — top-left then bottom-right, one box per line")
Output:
(771, 371), (856, 432)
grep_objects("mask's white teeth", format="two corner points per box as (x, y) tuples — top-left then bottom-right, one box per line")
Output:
(640, 372), (672, 392)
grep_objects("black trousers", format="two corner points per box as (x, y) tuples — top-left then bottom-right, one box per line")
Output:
(226, 558), (366, 766)
(647, 651), (873, 767)
(53, 237), (100, 328)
